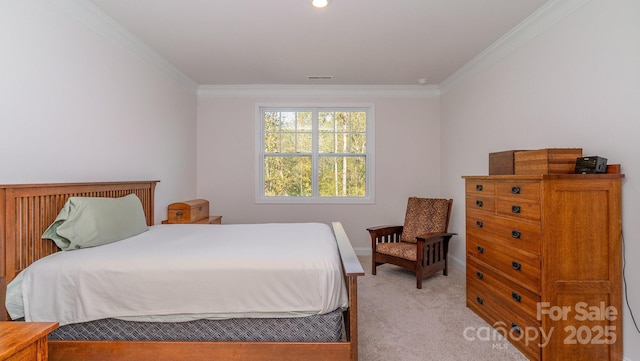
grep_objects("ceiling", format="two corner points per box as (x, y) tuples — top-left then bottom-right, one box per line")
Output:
(89, 0), (550, 86)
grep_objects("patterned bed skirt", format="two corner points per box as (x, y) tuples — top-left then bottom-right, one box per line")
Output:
(48, 308), (344, 342)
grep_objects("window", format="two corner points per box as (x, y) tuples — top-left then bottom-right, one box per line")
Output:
(257, 106), (374, 204)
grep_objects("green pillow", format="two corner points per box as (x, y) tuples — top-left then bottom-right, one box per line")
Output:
(42, 194), (149, 251)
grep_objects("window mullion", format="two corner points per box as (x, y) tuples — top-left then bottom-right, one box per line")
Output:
(311, 109), (319, 197)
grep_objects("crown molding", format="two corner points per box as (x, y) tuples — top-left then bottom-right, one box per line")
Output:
(440, 0), (593, 94)
(51, 0), (198, 93)
(198, 84), (441, 98)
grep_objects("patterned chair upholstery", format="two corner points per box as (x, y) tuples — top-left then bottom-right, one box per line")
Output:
(367, 197), (456, 289)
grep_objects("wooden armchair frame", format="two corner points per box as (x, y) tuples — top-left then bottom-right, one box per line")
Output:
(367, 198), (456, 289)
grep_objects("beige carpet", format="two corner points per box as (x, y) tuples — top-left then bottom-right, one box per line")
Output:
(357, 256), (529, 361)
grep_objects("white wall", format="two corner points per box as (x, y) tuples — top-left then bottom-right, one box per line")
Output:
(440, 0), (640, 358)
(0, 0), (199, 223)
(197, 94), (441, 252)
(5, 0), (638, 357)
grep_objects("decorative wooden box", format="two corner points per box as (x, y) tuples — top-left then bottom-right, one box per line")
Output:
(489, 150), (524, 175)
(167, 199), (209, 224)
(514, 148), (582, 175)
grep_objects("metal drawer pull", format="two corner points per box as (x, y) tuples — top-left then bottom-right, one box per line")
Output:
(511, 230), (521, 239)
(477, 246), (484, 254)
(476, 271), (484, 280)
(511, 186), (521, 194)
(176, 211), (184, 216)
(511, 261), (522, 271)
(476, 220), (483, 228)
(511, 205), (521, 213)
(476, 200), (483, 207)
(511, 322), (522, 335)
(511, 292), (522, 303)
(476, 296), (484, 305)
(476, 184), (483, 191)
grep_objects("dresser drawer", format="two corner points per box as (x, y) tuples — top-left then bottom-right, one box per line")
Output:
(465, 195), (496, 213)
(496, 198), (540, 221)
(495, 181), (540, 200)
(465, 180), (495, 195)
(467, 282), (542, 361)
(466, 208), (541, 255)
(467, 235), (541, 293)
(467, 257), (540, 322)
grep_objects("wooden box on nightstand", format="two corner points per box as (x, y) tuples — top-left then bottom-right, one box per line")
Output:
(161, 199), (222, 224)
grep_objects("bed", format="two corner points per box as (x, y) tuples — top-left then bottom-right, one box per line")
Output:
(0, 180), (364, 361)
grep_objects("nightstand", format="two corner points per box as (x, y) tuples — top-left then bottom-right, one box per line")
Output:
(0, 322), (58, 361)
(162, 216), (222, 224)
(193, 216), (222, 224)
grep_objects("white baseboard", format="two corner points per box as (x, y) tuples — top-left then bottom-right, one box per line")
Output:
(449, 254), (465, 271)
(354, 247), (372, 256)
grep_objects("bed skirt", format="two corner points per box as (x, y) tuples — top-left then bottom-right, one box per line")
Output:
(48, 308), (344, 342)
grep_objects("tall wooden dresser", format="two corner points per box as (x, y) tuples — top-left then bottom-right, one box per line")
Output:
(463, 174), (624, 361)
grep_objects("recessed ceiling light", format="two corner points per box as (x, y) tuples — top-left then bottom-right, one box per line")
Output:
(417, 78), (428, 85)
(312, 0), (329, 8)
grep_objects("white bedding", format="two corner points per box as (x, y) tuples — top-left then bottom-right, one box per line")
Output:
(8, 223), (348, 326)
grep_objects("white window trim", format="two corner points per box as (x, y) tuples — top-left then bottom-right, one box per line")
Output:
(255, 103), (375, 204)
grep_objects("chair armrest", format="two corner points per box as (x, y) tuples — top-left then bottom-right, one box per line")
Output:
(415, 232), (457, 245)
(367, 225), (403, 236)
(367, 225), (403, 248)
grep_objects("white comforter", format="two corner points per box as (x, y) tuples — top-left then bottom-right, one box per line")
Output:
(13, 223), (348, 326)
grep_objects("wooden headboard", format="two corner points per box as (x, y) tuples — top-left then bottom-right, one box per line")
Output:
(0, 180), (158, 320)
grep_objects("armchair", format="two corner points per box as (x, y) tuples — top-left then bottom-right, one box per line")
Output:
(367, 197), (455, 289)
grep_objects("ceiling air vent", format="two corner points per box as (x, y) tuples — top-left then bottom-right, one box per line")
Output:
(307, 76), (333, 80)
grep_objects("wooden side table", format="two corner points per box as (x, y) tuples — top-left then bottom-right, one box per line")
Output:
(161, 215), (222, 224)
(193, 216), (222, 224)
(0, 322), (58, 361)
